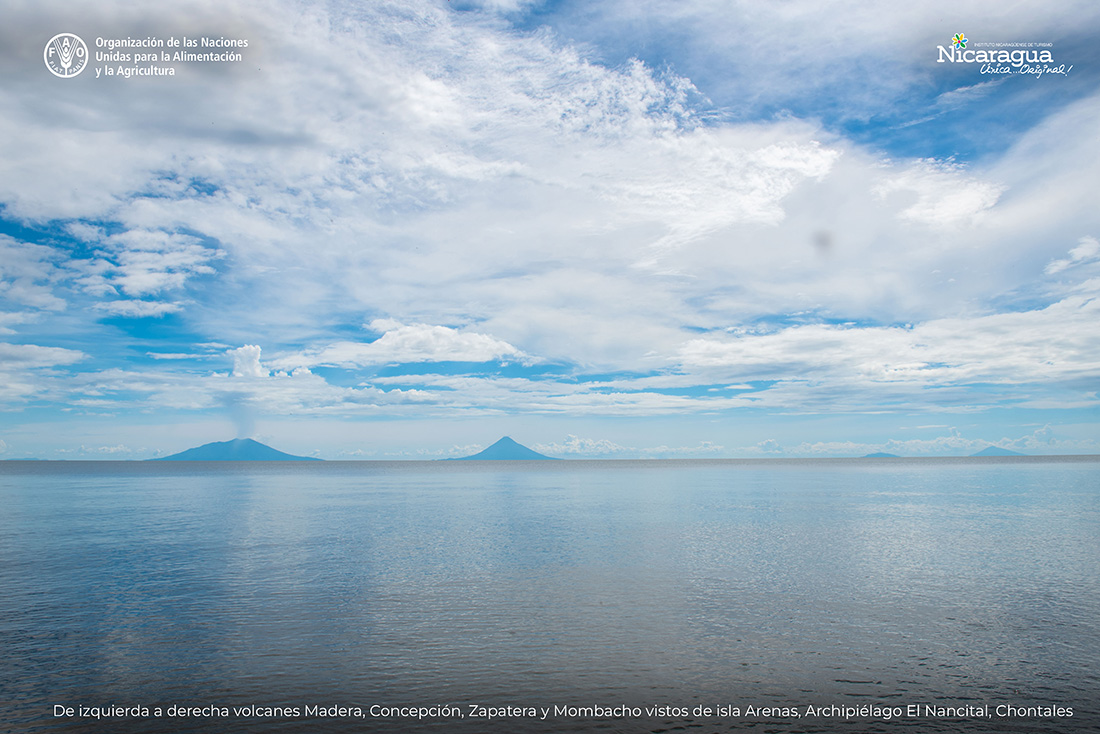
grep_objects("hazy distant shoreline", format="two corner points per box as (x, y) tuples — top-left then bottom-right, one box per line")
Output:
(3, 454), (1098, 465)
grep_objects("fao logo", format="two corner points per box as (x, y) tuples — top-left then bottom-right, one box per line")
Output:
(44, 33), (88, 78)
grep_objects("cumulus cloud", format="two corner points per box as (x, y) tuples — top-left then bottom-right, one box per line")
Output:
(86, 444), (132, 455)
(229, 345), (266, 377)
(0, 0), (1098, 455)
(536, 434), (630, 456)
(68, 230), (222, 307)
(755, 438), (782, 454)
(3, 0), (1082, 369)
(107, 236), (221, 298)
(273, 321), (529, 369)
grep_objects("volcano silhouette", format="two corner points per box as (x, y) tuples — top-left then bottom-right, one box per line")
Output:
(152, 438), (321, 461)
(454, 436), (557, 460)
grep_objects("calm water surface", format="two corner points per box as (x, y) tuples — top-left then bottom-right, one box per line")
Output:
(2, 458), (1098, 733)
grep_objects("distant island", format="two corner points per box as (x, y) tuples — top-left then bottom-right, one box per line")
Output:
(453, 436), (557, 460)
(970, 446), (1025, 457)
(151, 438), (321, 461)
(863, 452), (900, 458)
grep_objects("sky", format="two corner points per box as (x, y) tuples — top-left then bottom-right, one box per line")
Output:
(2, 0), (1099, 459)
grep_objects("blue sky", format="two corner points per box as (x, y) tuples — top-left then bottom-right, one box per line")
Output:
(2, 0), (1099, 458)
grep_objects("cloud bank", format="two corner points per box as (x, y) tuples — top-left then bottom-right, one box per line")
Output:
(0, 0), (1097, 456)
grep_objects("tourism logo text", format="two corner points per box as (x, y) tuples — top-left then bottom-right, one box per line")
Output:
(936, 34), (1071, 78)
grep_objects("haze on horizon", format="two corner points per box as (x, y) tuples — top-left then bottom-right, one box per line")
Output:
(1, 0), (1099, 460)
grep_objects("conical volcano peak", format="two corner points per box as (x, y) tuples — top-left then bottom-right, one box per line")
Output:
(455, 436), (556, 460)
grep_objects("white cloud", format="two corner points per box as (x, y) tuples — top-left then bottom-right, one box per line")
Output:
(0, 342), (85, 368)
(274, 321), (529, 369)
(598, 129), (841, 261)
(755, 438), (782, 454)
(3, 0), (1079, 374)
(85, 444), (132, 455)
(94, 301), (183, 318)
(0, 236), (66, 311)
(0, 0), (1098, 453)
(146, 352), (207, 360)
(1045, 236), (1100, 275)
(411, 443), (485, 458)
(874, 159), (1003, 229)
(535, 434), (630, 456)
(111, 245), (220, 297)
(678, 286), (1100, 396)
(0, 311), (37, 335)
(229, 345), (266, 377)
(0, 342), (85, 406)
(534, 433), (725, 458)
(935, 80), (1003, 108)
(553, 0), (1100, 123)
(460, 0), (541, 12)
(726, 424), (1100, 457)
(70, 230), (222, 299)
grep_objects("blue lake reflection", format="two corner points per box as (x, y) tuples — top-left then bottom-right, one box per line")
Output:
(2, 458), (1098, 732)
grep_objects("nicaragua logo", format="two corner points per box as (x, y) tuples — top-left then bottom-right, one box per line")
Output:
(44, 33), (88, 78)
(937, 33), (1054, 66)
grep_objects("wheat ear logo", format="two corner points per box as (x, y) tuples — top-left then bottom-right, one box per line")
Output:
(952, 33), (968, 50)
(44, 33), (88, 78)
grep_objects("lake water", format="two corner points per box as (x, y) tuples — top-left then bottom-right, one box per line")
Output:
(2, 457), (1098, 733)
